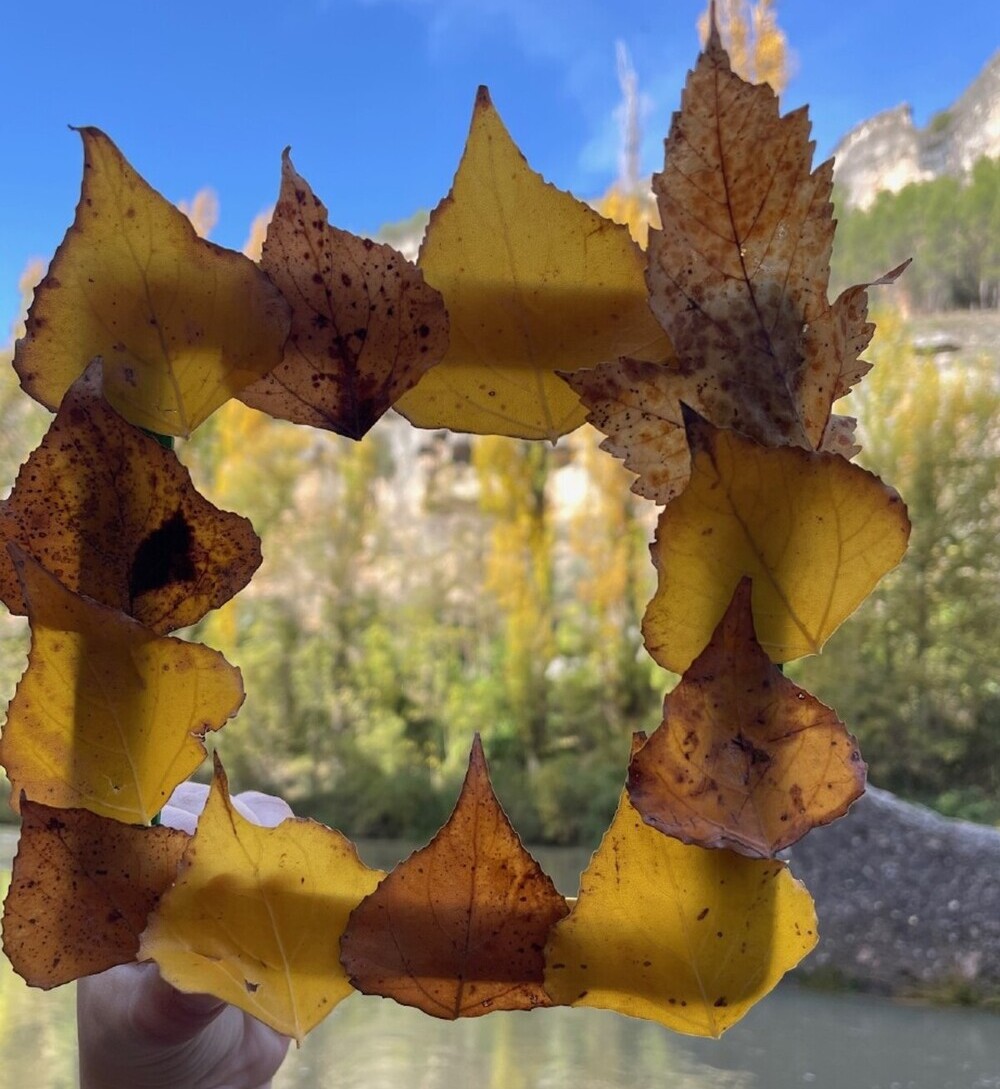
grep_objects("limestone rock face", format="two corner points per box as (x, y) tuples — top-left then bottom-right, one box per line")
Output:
(833, 51), (1000, 209)
(789, 785), (1000, 998)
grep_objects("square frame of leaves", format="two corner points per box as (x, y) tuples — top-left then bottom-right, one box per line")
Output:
(0, 17), (909, 1044)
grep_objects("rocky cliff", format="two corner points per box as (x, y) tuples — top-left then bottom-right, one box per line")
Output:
(789, 786), (1000, 1000)
(833, 50), (1000, 209)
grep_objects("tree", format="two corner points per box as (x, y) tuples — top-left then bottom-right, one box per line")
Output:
(794, 311), (1000, 819)
(698, 0), (791, 94)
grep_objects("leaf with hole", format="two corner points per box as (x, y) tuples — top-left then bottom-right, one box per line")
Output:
(0, 360), (261, 633)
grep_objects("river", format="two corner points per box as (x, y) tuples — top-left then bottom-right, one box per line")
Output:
(1, 831), (997, 1088)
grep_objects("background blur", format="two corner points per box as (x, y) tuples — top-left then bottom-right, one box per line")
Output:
(1, 1), (998, 843)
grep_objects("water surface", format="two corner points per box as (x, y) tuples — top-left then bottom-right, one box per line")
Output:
(1, 830), (997, 1089)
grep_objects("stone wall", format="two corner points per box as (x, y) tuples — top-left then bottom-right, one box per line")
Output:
(789, 785), (1000, 998)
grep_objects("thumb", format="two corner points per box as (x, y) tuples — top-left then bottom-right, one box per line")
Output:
(127, 964), (227, 1046)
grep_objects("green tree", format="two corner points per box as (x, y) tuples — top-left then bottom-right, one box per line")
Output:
(794, 311), (1000, 819)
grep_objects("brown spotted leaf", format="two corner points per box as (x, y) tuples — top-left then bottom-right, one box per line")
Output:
(804, 262), (910, 451)
(568, 36), (904, 503)
(341, 735), (569, 1018)
(13, 128), (290, 437)
(0, 548), (244, 824)
(0, 360), (261, 634)
(629, 578), (865, 858)
(2, 800), (186, 988)
(238, 150), (448, 438)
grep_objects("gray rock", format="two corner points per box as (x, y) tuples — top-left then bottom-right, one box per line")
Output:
(788, 785), (1000, 998)
(832, 51), (1000, 210)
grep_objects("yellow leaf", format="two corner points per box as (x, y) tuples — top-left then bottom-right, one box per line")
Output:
(642, 411), (910, 673)
(0, 548), (243, 824)
(395, 87), (672, 441)
(13, 128), (290, 437)
(544, 781), (817, 1037)
(139, 757), (384, 1042)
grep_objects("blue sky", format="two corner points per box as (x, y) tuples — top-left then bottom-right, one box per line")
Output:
(2, 0), (997, 333)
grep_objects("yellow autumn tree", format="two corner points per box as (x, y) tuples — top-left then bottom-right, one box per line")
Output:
(473, 437), (557, 769)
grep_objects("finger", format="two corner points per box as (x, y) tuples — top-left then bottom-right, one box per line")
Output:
(232, 790), (295, 828)
(127, 963), (227, 1046)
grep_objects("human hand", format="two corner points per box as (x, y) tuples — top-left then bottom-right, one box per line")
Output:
(77, 782), (294, 1089)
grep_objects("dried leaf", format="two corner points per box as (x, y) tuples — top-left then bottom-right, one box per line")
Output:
(341, 735), (569, 1018)
(561, 357), (702, 504)
(568, 40), (905, 502)
(394, 87), (672, 441)
(238, 150), (448, 438)
(13, 128), (290, 437)
(648, 25), (833, 449)
(2, 801), (186, 988)
(642, 411), (910, 673)
(139, 756), (383, 1042)
(0, 360), (261, 633)
(804, 262), (911, 449)
(544, 777), (817, 1037)
(0, 548), (243, 824)
(629, 579), (865, 858)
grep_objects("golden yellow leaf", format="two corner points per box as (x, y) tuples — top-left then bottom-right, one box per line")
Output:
(239, 150), (449, 438)
(341, 736), (568, 1018)
(394, 87), (672, 441)
(139, 756), (384, 1042)
(642, 411), (910, 673)
(629, 579), (865, 858)
(2, 801), (187, 989)
(544, 779), (817, 1037)
(0, 548), (243, 824)
(0, 360), (261, 633)
(13, 128), (290, 437)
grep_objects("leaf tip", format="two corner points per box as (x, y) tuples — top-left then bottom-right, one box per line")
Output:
(475, 85), (493, 111)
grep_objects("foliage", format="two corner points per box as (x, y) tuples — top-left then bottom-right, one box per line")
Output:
(794, 311), (1000, 820)
(832, 157), (1000, 311)
(0, 10), (914, 1044)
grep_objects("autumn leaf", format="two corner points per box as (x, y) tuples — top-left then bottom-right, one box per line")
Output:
(139, 756), (384, 1042)
(629, 578), (865, 858)
(804, 262), (911, 453)
(0, 360), (261, 634)
(341, 735), (569, 1018)
(394, 87), (672, 442)
(544, 764), (817, 1036)
(13, 128), (290, 437)
(565, 36), (905, 503)
(2, 800), (186, 988)
(237, 150), (448, 438)
(642, 411), (910, 674)
(0, 548), (244, 824)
